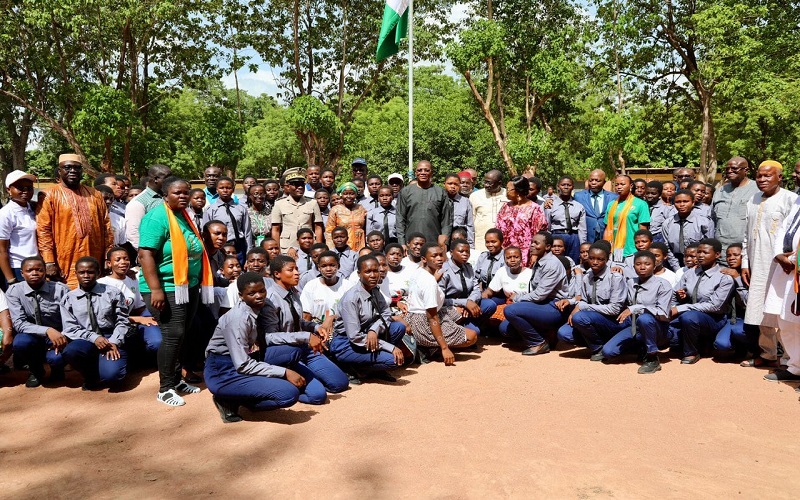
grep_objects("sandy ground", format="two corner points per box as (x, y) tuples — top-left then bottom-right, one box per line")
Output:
(2, 340), (800, 499)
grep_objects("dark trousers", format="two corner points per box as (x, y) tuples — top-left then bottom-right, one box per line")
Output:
(462, 299), (498, 336)
(671, 310), (728, 357)
(330, 321), (406, 372)
(144, 287), (200, 392)
(501, 300), (570, 348)
(262, 345), (333, 405)
(602, 314), (672, 358)
(570, 310), (627, 352)
(714, 318), (758, 355)
(12, 333), (65, 377)
(61, 338), (128, 384)
(204, 353), (300, 411)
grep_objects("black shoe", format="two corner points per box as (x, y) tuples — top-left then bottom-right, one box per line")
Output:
(590, 351), (605, 362)
(213, 396), (242, 423)
(82, 378), (103, 391)
(25, 373), (42, 388)
(521, 342), (550, 356)
(764, 370), (800, 382)
(0, 364), (11, 374)
(681, 355), (701, 364)
(347, 373), (363, 385)
(638, 357), (661, 374)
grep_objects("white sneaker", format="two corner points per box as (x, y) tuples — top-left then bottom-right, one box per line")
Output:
(175, 381), (201, 394)
(157, 389), (186, 406)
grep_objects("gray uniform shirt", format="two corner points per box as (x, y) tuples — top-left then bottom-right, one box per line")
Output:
(626, 276), (672, 321)
(546, 198), (588, 243)
(438, 259), (482, 306)
(366, 205), (398, 240)
(203, 199), (254, 249)
(6, 281), (70, 336)
(662, 210), (715, 270)
(574, 266), (626, 317)
(672, 265), (734, 315)
(60, 283), (129, 344)
(450, 194), (475, 247)
(266, 285), (319, 333)
(474, 251), (505, 289)
(206, 300), (309, 377)
(712, 179), (759, 249)
(515, 252), (570, 303)
(333, 247), (358, 277)
(334, 283), (395, 353)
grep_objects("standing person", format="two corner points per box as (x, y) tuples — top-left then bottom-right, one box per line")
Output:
(470, 169), (508, 255)
(396, 161), (453, 248)
(0, 170), (38, 285)
(96, 186), (127, 247)
(648, 181), (672, 243)
(662, 191), (715, 270)
(444, 173), (475, 248)
(203, 166), (239, 206)
(271, 168), (324, 254)
(247, 184), (272, 247)
(545, 176), (586, 263)
(603, 175), (650, 263)
(139, 177), (215, 406)
(240, 175), (257, 205)
(405, 243), (478, 365)
(326, 183), (368, 251)
(496, 175), (547, 264)
(125, 164), (172, 249)
(633, 179), (647, 199)
(367, 186), (398, 244)
(673, 167), (696, 184)
(304, 165), (322, 198)
(320, 168), (336, 194)
(574, 169), (618, 243)
(93, 174), (126, 218)
(458, 171), (475, 197)
(314, 189), (330, 228)
(263, 179), (281, 213)
(740, 161), (797, 368)
(502, 232), (571, 355)
(712, 156), (759, 255)
(7, 256), (70, 387)
(387, 173), (404, 200)
(188, 188), (206, 230)
(203, 176), (253, 262)
(351, 158), (368, 182)
(526, 175), (545, 206)
(360, 175), (383, 211)
(662, 181), (676, 205)
(37, 154), (113, 289)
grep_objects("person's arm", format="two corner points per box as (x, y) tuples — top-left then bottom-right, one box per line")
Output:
(579, 274), (626, 316)
(466, 201), (475, 247)
(637, 202), (651, 230)
(6, 288), (50, 337)
(676, 274), (734, 314)
(59, 296), (99, 343)
(124, 199), (145, 248)
(577, 206), (588, 244)
(270, 202), (283, 242)
(36, 194), (59, 279)
(426, 306), (455, 365)
(439, 190), (454, 245)
(516, 263), (564, 303)
(221, 316), (288, 377)
(241, 207), (254, 249)
(312, 203), (324, 243)
(0, 240), (16, 283)
(138, 248), (165, 310)
(395, 191), (408, 246)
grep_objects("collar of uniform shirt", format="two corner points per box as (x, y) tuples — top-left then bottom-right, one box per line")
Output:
(77, 283), (103, 297)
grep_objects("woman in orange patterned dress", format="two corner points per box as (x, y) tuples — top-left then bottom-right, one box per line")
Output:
(326, 182), (367, 250)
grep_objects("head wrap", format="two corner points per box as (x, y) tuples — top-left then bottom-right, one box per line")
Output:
(337, 182), (358, 194)
(759, 160), (783, 170)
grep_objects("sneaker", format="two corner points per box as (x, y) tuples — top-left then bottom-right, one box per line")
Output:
(157, 389), (186, 406)
(764, 370), (800, 382)
(638, 357), (661, 374)
(521, 342), (550, 356)
(25, 373), (42, 388)
(175, 381), (201, 394)
(590, 351), (605, 362)
(212, 396), (242, 423)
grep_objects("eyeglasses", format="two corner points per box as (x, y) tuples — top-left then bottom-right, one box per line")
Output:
(724, 166), (745, 172)
(60, 164), (82, 171)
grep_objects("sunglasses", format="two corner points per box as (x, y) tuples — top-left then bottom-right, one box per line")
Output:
(60, 164), (83, 171)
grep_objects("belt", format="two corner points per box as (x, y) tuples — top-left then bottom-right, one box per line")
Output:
(552, 230), (578, 235)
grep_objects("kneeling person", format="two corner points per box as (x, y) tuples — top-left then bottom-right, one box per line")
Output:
(331, 255), (409, 380)
(439, 239), (496, 335)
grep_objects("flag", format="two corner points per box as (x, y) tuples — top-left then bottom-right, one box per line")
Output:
(376, 0), (409, 62)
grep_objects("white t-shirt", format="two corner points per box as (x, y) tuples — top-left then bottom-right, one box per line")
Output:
(223, 277), (273, 309)
(0, 202), (38, 268)
(400, 256), (421, 270)
(300, 277), (352, 321)
(387, 266), (415, 297)
(407, 267), (444, 314)
(110, 212), (127, 246)
(98, 275), (144, 312)
(655, 268), (678, 287)
(488, 267), (533, 297)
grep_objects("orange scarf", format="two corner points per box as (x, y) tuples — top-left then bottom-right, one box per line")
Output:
(603, 195), (635, 262)
(163, 204), (215, 304)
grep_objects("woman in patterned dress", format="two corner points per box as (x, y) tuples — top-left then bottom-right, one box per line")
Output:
(495, 176), (547, 264)
(247, 183), (271, 247)
(326, 182), (367, 251)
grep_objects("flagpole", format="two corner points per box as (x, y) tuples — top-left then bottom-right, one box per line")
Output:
(407, 0), (414, 180)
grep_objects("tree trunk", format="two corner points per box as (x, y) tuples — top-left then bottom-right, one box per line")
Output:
(101, 137), (113, 171)
(617, 149), (626, 175)
(698, 91), (717, 183)
(463, 71), (515, 176)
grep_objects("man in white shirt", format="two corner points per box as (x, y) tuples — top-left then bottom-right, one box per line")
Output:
(471, 169), (508, 255)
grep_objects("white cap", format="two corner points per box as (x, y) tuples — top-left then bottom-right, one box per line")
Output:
(5, 170), (36, 188)
(387, 173), (404, 183)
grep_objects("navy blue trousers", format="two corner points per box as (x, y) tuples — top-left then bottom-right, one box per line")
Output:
(670, 311), (728, 357)
(331, 321), (405, 372)
(501, 300), (570, 348)
(61, 338), (128, 384)
(463, 299), (498, 336)
(567, 310), (626, 352)
(602, 314), (672, 358)
(12, 333), (65, 378)
(204, 353), (300, 411)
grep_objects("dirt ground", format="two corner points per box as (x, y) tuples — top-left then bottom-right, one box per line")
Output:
(2, 340), (800, 499)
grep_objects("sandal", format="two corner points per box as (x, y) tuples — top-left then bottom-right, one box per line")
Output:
(175, 381), (201, 394)
(740, 357), (779, 368)
(157, 389), (186, 406)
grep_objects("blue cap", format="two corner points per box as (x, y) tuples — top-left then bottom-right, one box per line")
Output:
(351, 158), (367, 167)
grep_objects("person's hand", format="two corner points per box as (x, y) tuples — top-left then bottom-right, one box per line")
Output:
(670, 307), (680, 318)
(45, 262), (61, 280)
(105, 343), (121, 360)
(94, 336), (111, 350)
(130, 316), (158, 327)
(465, 300), (481, 317)
(248, 343), (260, 354)
(397, 301), (408, 313)
(150, 289), (166, 311)
(366, 331), (379, 352)
(284, 368), (306, 387)
(611, 265), (624, 274)
(321, 315), (334, 337)
(567, 307), (578, 327)
(676, 289), (687, 301)
(720, 267), (740, 279)
(286, 247), (298, 260)
(775, 253), (795, 275)
(392, 347), (404, 366)
(573, 267), (584, 276)
(455, 306), (467, 318)
(441, 347), (455, 366)
(308, 333), (325, 354)
(543, 198), (553, 210)
(528, 254), (539, 267)
(741, 268), (750, 286)
(46, 328), (67, 353)
(617, 308), (632, 323)
(434, 269), (444, 281)
(2, 328), (13, 353)
(555, 299), (571, 311)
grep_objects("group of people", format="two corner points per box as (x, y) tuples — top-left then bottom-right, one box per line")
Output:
(1, 153), (799, 424)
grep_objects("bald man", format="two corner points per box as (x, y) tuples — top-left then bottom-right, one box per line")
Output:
(575, 169), (618, 243)
(471, 169), (509, 254)
(673, 168), (695, 183)
(395, 161), (452, 246)
(740, 161), (797, 365)
(711, 156), (758, 255)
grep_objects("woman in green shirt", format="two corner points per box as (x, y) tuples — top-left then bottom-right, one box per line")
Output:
(139, 177), (205, 407)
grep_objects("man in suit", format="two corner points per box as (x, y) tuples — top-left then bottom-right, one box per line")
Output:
(575, 169), (618, 243)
